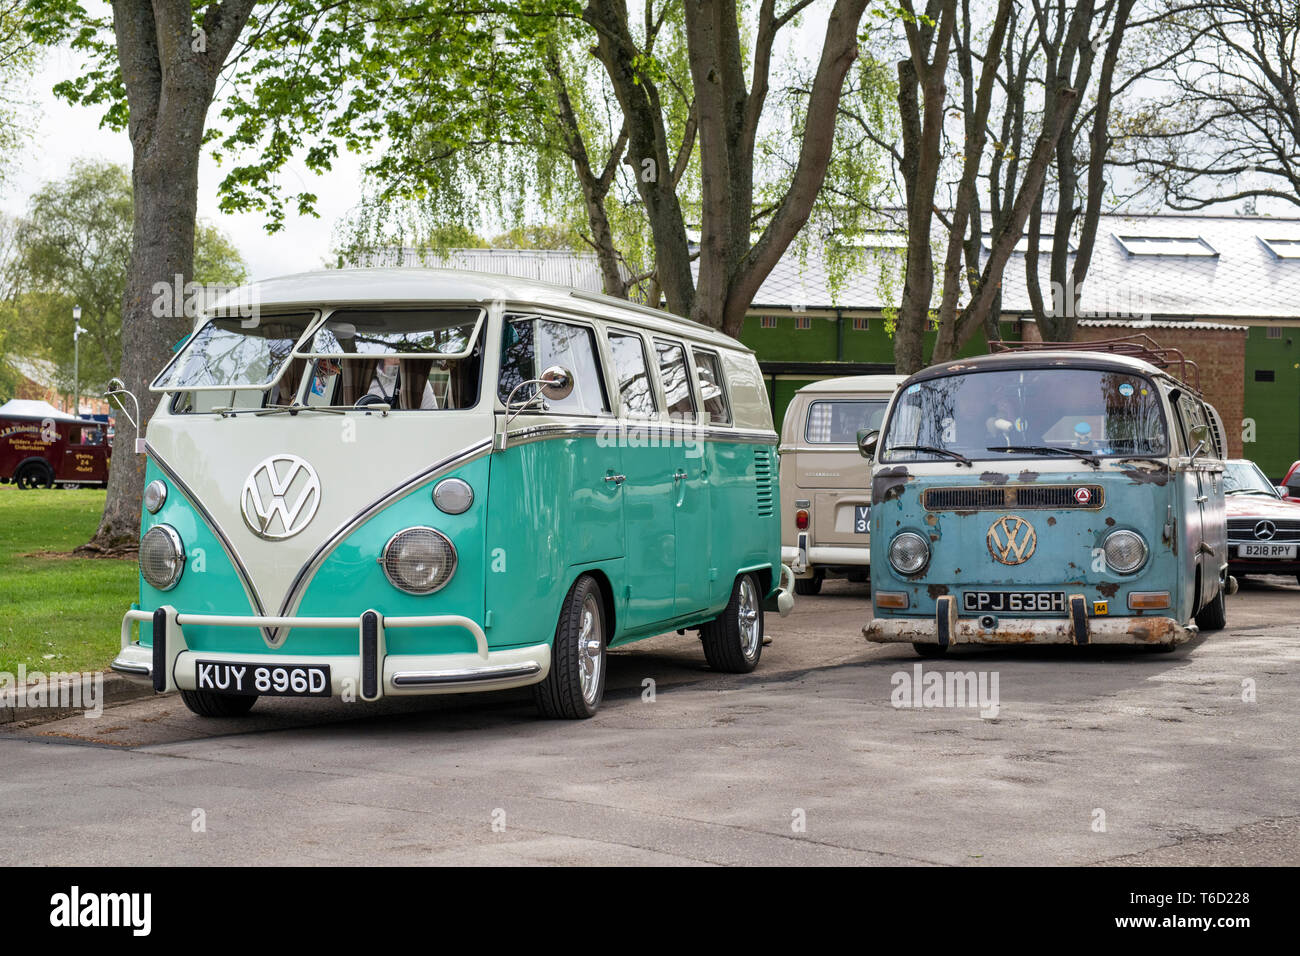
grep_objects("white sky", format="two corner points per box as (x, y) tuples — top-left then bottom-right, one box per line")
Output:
(1, 43), (366, 282)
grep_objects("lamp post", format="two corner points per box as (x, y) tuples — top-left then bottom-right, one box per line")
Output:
(72, 305), (84, 418)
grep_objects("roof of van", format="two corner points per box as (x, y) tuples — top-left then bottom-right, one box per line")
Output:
(206, 267), (747, 353)
(794, 374), (908, 395)
(907, 349), (1176, 383)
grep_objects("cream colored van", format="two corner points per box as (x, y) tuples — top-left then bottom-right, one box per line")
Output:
(779, 375), (906, 594)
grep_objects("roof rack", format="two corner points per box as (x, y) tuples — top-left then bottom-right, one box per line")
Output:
(988, 334), (1201, 393)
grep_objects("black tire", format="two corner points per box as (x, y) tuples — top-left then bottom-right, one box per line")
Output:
(794, 574), (822, 596)
(700, 573), (764, 673)
(913, 642), (949, 658)
(1194, 582), (1227, 631)
(15, 462), (53, 490)
(179, 689), (258, 718)
(534, 574), (607, 719)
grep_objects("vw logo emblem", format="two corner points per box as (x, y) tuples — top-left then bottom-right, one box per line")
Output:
(1254, 520), (1277, 541)
(987, 515), (1037, 565)
(240, 454), (321, 540)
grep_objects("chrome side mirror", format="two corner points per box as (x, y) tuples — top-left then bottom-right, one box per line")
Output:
(496, 366), (577, 451)
(538, 365), (574, 402)
(104, 377), (144, 452)
(1188, 423), (1211, 462)
(857, 428), (880, 460)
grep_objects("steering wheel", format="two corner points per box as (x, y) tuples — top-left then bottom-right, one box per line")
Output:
(354, 393), (388, 408)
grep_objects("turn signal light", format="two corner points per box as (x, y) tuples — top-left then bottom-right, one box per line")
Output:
(795, 509), (809, 530)
(876, 591), (909, 609)
(1128, 591), (1171, 610)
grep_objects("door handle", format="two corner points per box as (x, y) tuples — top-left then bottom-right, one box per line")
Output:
(1195, 495), (1208, 503)
(672, 470), (688, 481)
(604, 473), (626, 486)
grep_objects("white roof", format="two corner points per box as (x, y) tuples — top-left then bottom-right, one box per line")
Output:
(208, 267), (744, 352)
(794, 374), (908, 395)
(746, 212), (1300, 321)
(0, 399), (85, 423)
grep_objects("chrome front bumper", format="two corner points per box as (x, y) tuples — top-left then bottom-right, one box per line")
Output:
(112, 606), (550, 698)
(865, 594), (1196, 647)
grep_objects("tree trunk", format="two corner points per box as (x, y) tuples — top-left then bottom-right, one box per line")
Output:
(84, 0), (255, 551)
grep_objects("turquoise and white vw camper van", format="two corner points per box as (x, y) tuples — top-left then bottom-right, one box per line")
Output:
(860, 339), (1228, 655)
(111, 269), (792, 719)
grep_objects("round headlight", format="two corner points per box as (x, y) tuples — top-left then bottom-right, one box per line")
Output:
(140, 525), (185, 591)
(1104, 529), (1148, 574)
(381, 527), (457, 594)
(432, 478), (474, 515)
(888, 531), (930, 575)
(143, 479), (168, 514)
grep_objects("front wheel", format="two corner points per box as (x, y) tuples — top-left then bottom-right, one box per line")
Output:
(534, 574), (607, 719)
(1194, 582), (1227, 631)
(700, 573), (763, 673)
(180, 689), (258, 718)
(15, 462), (53, 490)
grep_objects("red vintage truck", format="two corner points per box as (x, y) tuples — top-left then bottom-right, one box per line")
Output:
(0, 399), (110, 489)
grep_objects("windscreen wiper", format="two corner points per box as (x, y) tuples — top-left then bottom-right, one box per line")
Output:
(989, 445), (1100, 467)
(888, 444), (973, 467)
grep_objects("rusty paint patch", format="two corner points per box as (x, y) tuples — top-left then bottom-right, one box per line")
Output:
(979, 471), (1009, 484)
(929, 534), (939, 542)
(1097, 582), (1119, 598)
(925, 512), (938, 525)
(872, 466), (911, 502)
(954, 509), (977, 517)
(1047, 516), (1057, 526)
(1017, 470), (1040, 482)
(1119, 460), (1170, 486)
(927, 584), (949, 598)
(1105, 516), (1116, 526)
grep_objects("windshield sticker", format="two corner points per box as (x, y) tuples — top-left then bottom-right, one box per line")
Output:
(1118, 383), (1134, 397)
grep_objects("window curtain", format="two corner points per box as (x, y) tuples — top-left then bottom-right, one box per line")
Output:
(399, 359), (435, 410)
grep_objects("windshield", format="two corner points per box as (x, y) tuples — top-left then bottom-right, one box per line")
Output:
(880, 367), (1168, 463)
(1223, 461), (1278, 496)
(152, 313), (315, 391)
(164, 308), (485, 413)
(805, 400), (888, 444)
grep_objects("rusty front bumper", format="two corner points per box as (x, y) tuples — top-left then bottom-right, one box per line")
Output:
(865, 594), (1195, 647)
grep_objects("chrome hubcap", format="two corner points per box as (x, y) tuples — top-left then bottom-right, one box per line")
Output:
(738, 576), (760, 660)
(577, 594), (603, 705)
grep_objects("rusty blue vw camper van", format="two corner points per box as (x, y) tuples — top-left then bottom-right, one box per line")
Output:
(861, 339), (1228, 655)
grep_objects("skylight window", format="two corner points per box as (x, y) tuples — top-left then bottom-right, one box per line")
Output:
(1114, 235), (1218, 257)
(981, 234), (1075, 254)
(1259, 237), (1300, 260)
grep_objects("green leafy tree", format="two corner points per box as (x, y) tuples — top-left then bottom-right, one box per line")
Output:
(9, 159), (245, 404)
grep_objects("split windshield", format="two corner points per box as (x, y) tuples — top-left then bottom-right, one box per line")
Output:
(161, 308), (484, 412)
(880, 367), (1168, 463)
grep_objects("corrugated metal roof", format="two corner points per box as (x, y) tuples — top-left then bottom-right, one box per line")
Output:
(351, 213), (1300, 322)
(1075, 319), (1249, 332)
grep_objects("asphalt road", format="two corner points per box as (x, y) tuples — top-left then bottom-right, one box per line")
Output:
(2, 575), (1298, 866)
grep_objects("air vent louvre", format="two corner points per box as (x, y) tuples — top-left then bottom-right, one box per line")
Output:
(754, 447), (774, 516)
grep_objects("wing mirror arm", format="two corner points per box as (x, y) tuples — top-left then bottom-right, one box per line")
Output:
(494, 366), (574, 451)
(104, 377), (145, 454)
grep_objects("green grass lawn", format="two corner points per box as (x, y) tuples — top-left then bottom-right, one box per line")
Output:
(0, 484), (137, 673)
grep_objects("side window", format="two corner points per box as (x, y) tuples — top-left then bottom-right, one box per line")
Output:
(498, 315), (609, 416)
(608, 330), (658, 418)
(692, 348), (731, 424)
(654, 339), (696, 419)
